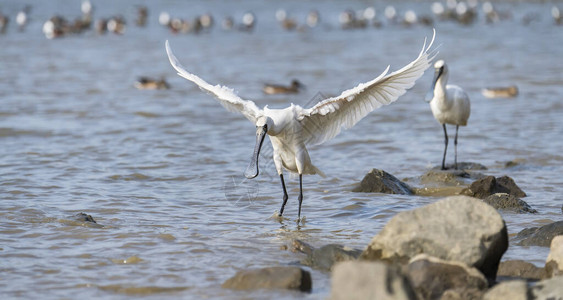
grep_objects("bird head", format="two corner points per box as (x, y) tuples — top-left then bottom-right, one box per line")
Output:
(425, 60), (447, 102)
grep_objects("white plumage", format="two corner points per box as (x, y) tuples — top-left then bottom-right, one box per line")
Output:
(166, 30), (436, 221)
(426, 59), (471, 170)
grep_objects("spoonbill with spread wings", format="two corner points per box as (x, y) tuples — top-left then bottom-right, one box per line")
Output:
(166, 30), (436, 221)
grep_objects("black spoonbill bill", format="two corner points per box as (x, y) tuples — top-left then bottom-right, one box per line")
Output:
(425, 60), (471, 170)
(166, 31), (436, 221)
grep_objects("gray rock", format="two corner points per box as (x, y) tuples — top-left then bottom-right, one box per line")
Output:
(461, 176), (527, 199)
(360, 196), (508, 281)
(545, 235), (563, 278)
(352, 169), (413, 194)
(530, 276), (563, 300)
(497, 260), (546, 280)
(222, 266), (311, 292)
(483, 193), (537, 213)
(330, 261), (417, 300)
(483, 280), (528, 300)
(517, 221), (563, 247)
(292, 239), (361, 271)
(407, 254), (487, 300)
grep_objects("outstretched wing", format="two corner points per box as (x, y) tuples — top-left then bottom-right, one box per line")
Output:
(298, 30), (437, 145)
(165, 40), (262, 123)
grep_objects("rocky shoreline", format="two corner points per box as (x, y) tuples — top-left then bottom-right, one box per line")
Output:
(221, 164), (563, 299)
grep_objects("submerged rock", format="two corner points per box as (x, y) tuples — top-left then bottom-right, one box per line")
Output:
(517, 221), (563, 247)
(222, 266), (311, 292)
(360, 196), (508, 281)
(545, 235), (563, 278)
(497, 260), (546, 280)
(407, 254), (487, 300)
(75, 212), (97, 223)
(483, 193), (537, 213)
(64, 212), (103, 228)
(291, 239), (361, 271)
(330, 261), (418, 300)
(434, 162), (488, 171)
(419, 169), (475, 186)
(352, 168), (413, 194)
(461, 175), (526, 199)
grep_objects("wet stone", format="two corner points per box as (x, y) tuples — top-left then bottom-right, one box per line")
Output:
(482, 193), (537, 213)
(461, 175), (526, 199)
(221, 266), (312, 292)
(497, 260), (546, 280)
(419, 169), (481, 186)
(433, 162), (488, 171)
(74, 212), (97, 223)
(292, 239), (361, 271)
(517, 221), (563, 247)
(352, 168), (413, 194)
(407, 254), (488, 300)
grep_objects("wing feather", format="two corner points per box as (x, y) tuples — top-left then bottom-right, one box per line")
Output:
(299, 30), (437, 145)
(165, 40), (262, 123)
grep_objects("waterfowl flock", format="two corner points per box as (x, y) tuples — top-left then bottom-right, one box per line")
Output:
(0, 0), (561, 38)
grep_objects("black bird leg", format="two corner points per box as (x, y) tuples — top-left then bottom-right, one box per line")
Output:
(454, 125), (459, 170)
(278, 174), (289, 216)
(441, 123), (449, 170)
(297, 174), (303, 221)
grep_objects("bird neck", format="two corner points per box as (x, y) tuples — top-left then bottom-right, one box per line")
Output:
(434, 74), (448, 99)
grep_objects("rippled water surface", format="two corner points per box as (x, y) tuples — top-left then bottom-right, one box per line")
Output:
(1, 0), (563, 299)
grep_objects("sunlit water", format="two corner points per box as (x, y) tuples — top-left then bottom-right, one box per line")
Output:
(1, 0), (562, 299)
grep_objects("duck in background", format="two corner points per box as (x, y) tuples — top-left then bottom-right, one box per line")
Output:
(0, 11), (9, 34)
(481, 85), (518, 98)
(263, 79), (305, 95)
(134, 77), (170, 90)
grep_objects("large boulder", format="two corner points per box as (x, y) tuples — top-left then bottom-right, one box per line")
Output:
(483, 193), (537, 213)
(545, 235), (563, 278)
(360, 196), (508, 281)
(497, 260), (546, 280)
(517, 221), (563, 247)
(352, 169), (413, 194)
(461, 176), (526, 199)
(330, 261), (417, 300)
(222, 266), (311, 292)
(407, 254), (487, 300)
(483, 280), (528, 300)
(291, 239), (361, 271)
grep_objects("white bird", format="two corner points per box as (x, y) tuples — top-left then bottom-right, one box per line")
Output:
(425, 60), (470, 170)
(165, 30), (436, 221)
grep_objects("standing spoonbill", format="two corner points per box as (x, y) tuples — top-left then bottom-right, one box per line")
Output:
(166, 31), (436, 221)
(425, 60), (470, 170)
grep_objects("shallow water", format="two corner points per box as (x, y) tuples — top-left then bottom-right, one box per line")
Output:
(1, 0), (562, 299)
